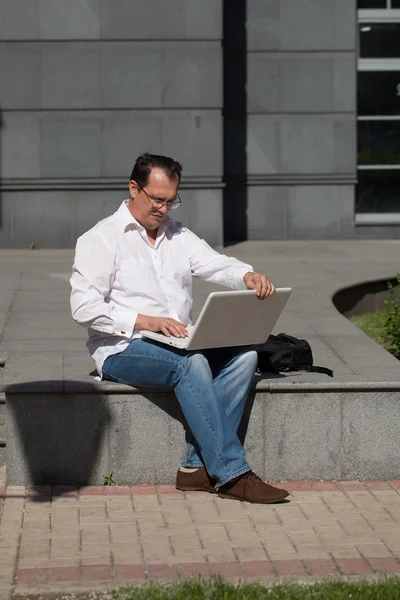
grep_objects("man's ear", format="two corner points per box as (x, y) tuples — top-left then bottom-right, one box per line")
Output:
(128, 180), (139, 199)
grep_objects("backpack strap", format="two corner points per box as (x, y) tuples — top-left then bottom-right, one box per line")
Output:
(304, 365), (334, 377)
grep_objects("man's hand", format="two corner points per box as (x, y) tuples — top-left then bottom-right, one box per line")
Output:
(243, 272), (275, 299)
(136, 314), (188, 337)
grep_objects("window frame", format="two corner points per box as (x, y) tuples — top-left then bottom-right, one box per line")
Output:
(358, 10), (400, 21)
(356, 9), (400, 222)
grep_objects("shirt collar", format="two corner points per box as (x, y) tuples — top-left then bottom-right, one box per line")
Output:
(116, 200), (174, 235)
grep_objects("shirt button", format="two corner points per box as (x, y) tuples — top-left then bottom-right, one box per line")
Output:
(121, 330), (126, 334)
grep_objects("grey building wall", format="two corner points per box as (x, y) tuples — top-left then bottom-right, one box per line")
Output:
(0, 0), (223, 247)
(246, 0), (358, 239)
(0, 0), (361, 246)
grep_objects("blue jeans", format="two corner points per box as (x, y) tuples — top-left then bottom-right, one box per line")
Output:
(102, 339), (258, 487)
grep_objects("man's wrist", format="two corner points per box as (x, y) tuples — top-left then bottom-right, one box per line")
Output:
(243, 271), (255, 282)
(135, 313), (148, 331)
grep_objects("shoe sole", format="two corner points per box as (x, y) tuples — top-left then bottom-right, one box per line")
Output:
(176, 485), (216, 494)
(217, 492), (289, 503)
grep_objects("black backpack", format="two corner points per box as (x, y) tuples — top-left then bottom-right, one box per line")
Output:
(255, 333), (333, 377)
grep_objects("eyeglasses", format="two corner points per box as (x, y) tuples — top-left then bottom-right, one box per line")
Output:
(138, 184), (181, 211)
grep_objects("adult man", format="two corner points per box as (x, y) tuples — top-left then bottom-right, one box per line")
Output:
(70, 153), (288, 504)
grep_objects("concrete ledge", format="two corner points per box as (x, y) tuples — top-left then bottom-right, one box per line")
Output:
(4, 376), (400, 394)
(333, 276), (399, 317)
(5, 379), (400, 485)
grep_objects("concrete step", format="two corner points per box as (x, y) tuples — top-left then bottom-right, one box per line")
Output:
(4, 378), (400, 485)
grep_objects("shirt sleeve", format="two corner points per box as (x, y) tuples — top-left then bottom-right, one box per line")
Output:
(70, 232), (136, 339)
(185, 228), (254, 289)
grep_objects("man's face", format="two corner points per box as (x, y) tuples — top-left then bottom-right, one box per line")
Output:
(128, 167), (179, 230)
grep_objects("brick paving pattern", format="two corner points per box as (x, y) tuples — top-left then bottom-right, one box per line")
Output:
(0, 480), (400, 595)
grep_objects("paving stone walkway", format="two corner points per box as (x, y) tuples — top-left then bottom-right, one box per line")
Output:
(1, 476), (400, 597)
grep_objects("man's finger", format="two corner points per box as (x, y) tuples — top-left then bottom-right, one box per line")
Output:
(168, 322), (188, 338)
(168, 325), (184, 338)
(253, 273), (263, 298)
(266, 280), (275, 298)
(162, 319), (184, 337)
(256, 280), (264, 298)
(252, 274), (275, 299)
(260, 276), (269, 299)
(256, 277), (262, 297)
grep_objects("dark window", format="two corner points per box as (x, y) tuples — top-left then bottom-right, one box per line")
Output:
(392, 0), (400, 7)
(360, 23), (400, 58)
(358, 121), (400, 164)
(358, 0), (387, 7)
(358, 71), (400, 115)
(356, 169), (400, 212)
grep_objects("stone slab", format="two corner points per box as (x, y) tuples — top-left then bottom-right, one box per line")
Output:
(1, 114), (41, 179)
(0, 0), (39, 39)
(98, 0), (222, 40)
(100, 42), (221, 109)
(0, 42), (41, 109)
(341, 392), (400, 480)
(39, 0), (100, 39)
(247, 0), (356, 51)
(3, 311), (80, 343)
(1, 352), (64, 392)
(40, 120), (102, 178)
(41, 42), (100, 109)
(263, 391), (342, 481)
(247, 54), (356, 114)
(108, 393), (186, 485)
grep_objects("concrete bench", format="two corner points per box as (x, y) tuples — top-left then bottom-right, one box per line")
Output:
(3, 363), (400, 485)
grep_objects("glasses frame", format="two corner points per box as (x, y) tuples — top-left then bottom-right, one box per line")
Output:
(137, 184), (182, 211)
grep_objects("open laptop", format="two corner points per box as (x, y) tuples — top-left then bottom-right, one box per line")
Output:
(141, 288), (292, 351)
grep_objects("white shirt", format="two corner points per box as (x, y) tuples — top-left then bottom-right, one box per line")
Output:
(70, 200), (253, 377)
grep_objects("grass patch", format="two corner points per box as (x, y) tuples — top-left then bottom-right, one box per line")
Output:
(96, 577), (400, 600)
(348, 276), (400, 360)
(349, 310), (389, 347)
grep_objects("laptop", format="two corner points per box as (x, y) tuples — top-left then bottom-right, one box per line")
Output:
(141, 288), (292, 351)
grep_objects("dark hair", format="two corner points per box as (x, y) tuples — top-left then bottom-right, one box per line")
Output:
(129, 153), (182, 187)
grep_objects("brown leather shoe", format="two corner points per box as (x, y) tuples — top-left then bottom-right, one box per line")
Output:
(217, 471), (289, 504)
(176, 467), (217, 493)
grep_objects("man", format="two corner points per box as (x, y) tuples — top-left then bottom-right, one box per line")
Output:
(70, 153), (288, 504)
